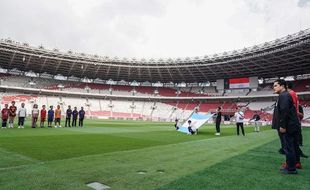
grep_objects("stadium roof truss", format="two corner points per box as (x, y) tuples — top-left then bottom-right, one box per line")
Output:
(0, 29), (310, 83)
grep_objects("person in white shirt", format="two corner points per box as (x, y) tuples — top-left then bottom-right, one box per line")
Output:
(17, 103), (27, 128)
(234, 107), (245, 136)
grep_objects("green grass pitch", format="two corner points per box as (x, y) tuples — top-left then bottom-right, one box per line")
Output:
(0, 119), (309, 190)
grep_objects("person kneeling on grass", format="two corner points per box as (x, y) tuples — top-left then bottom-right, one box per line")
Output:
(187, 120), (197, 135)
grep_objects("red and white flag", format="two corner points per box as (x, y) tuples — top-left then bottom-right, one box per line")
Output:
(229, 78), (249, 89)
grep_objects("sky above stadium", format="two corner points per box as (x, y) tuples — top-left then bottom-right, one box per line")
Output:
(0, 0), (310, 59)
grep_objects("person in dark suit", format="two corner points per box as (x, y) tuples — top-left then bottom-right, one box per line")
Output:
(272, 79), (300, 174)
(215, 107), (222, 136)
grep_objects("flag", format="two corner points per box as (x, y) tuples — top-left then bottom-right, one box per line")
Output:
(178, 112), (214, 134)
(229, 78), (250, 89)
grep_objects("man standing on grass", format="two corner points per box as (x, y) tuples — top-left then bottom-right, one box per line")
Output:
(287, 82), (307, 161)
(251, 111), (261, 132)
(17, 103), (27, 129)
(234, 107), (245, 136)
(72, 107), (78, 127)
(272, 79), (300, 174)
(65, 105), (72, 127)
(78, 107), (85, 127)
(215, 107), (222, 136)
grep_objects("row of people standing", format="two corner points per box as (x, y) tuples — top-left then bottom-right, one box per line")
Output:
(63, 105), (85, 128)
(1, 101), (85, 128)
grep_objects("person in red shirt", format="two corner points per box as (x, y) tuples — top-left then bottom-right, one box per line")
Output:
(40, 105), (47, 128)
(9, 101), (17, 128)
(287, 82), (308, 161)
(1, 104), (9, 129)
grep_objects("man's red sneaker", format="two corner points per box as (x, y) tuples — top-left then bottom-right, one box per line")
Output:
(295, 162), (302, 169)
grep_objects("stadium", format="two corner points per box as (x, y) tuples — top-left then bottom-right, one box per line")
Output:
(1, 1), (310, 190)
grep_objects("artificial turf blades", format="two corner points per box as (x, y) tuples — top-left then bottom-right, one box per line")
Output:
(0, 119), (309, 190)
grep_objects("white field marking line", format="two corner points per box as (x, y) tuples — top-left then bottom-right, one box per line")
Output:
(0, 161), (45, 171)
(86, 182), (110, 190)
(0, 148), (38, 162)
(61, 127), (168, 134)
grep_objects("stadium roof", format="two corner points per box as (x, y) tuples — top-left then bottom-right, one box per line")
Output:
(0, 29), (310, 83)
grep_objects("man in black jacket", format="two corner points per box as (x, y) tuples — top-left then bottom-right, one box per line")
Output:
(65, 105), (72, 127)
(215, 107), (222, 136)
(272, 79), (300, 174)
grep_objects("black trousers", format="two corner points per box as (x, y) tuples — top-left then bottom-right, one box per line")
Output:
(278, 130), (286, 149)
(72, 118), (77, 127)
(65, 117), (71, 127)
(18, 117), (25, 126)
(215, 120), (221, 133)
(2, 119), (7, 127)
(79, 118), (84, 127)
(283, 132), (300, 171)
(236, 122), (245, 136)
